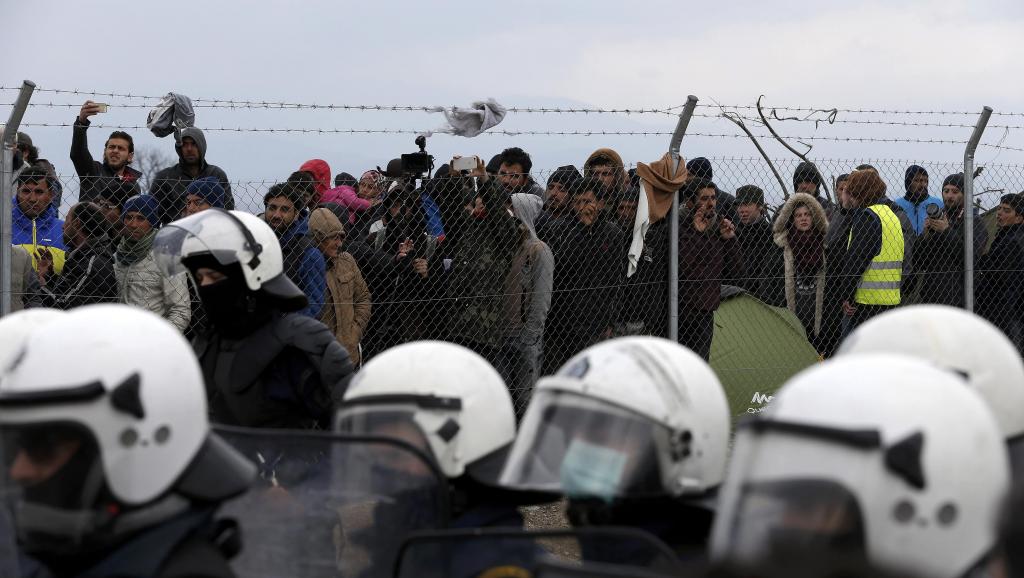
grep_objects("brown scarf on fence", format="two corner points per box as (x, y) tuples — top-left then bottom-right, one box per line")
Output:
(635, 153), (689, 223)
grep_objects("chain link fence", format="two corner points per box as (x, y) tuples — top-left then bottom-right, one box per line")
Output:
(9, 151), (1024, 419)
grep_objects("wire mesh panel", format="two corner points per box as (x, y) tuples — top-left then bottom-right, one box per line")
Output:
(7, 116), (1024, 420)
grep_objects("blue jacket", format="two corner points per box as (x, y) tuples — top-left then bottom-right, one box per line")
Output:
(895, 195), (943, 235)
(280, 214), (326, 318)
(421, 190), (446, 239)
(12, 201), (67, 274)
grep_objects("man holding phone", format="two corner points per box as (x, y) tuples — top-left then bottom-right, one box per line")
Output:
(71, 100), (142, 203)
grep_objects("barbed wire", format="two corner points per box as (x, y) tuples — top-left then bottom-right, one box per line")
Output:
(5, 86), (1024, 118)
(723, 112), (1024, 131)
(16, 121), (1024, 152)
(15, 100), (1024, 131)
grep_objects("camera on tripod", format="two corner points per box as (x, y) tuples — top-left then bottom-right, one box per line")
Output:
(400, 136), (434, 179)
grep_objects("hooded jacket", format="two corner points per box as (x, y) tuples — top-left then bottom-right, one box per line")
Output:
(12, 201), (66, 275)
(71, 117), (144, 202)
(792, 161), (837, 218)
(584, 148), (630, 194)
(505, 194), (554, 347)
(769, 193), (828, 337)
(298, 159), (332, 202)
(894, 165), (943, 235)
(308, 208), (372, 364)
(278, 213), (327, 319)
(320, 185), (372, 225)
(150, 128), (234, 223)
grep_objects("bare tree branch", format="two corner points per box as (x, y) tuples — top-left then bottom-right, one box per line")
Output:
(756, 95), (833, 203)
(719, 110), (790, 201)
(132, 146), (175, 193)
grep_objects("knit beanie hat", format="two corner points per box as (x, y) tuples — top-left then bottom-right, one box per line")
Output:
(122, 194), (161, 227)
(185, 176), (225, 209)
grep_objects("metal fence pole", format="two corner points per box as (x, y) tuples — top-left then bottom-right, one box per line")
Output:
(667, 95), (699, 341)
(1, 80), (37, 317)
(963, 106), (992, 313)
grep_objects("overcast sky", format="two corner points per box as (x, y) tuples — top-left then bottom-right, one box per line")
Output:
(5, 0), (1024, 208)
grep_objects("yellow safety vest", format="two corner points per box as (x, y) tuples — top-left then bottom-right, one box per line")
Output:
(848, 204), (904, 306)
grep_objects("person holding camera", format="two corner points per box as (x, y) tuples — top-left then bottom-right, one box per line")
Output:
(896, 165), (944, 234)
(71, 100), (143, 203)
(916, 173), (987, 307)
(443, 156), (523, 385)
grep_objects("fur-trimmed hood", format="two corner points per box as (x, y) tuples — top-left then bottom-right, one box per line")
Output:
(771, 192), (829, 340)
(773, 192), (829, 248)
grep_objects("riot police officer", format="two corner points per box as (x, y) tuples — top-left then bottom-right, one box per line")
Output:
(154, 208), (355, 428)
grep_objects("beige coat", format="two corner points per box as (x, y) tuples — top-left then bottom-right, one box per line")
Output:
(772, 192), (829, 336)
(309, 208), (372, 364)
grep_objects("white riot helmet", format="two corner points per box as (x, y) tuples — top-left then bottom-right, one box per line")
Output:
(336, 341), (516, 482)
(153, 208), (306, 309)
(0, 308), (64, 370)
(0, 305), (255, 554)
(499, 337), (731, 502)
(709, 353), (1009, 578)
(839, 305), (1024, 471)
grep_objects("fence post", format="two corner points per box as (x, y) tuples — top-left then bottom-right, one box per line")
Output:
(667, 95), (699, 341)
(1, 80), (37, 317)
(963, 106), (992, 313)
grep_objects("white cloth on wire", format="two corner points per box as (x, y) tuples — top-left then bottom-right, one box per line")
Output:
(627, 182), (652, 278)
(423, 98), (507, 138)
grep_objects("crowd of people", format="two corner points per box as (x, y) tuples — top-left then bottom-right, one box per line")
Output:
(5, 100), (1024, 576)
(9, 102), (1024, 398)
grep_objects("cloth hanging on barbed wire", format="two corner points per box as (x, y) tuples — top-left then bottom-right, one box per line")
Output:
(423, 98), (507, 137)
(147, 93), (196, 139)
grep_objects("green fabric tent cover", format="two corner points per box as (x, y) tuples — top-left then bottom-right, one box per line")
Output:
(710, 286), (820, 423)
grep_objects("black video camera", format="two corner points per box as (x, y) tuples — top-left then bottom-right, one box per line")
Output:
(926, 203), (943, 219)
(400, 136), (434, 180)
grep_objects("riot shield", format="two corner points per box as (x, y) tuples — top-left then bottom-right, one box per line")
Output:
(392, 526), (686, 578)
(0, 507), (19, 578)
(535, 559), (681, 578)
(214, 425), (450, 578)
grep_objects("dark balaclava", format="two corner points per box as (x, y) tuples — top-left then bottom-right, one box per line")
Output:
(184, 258), (275, 339)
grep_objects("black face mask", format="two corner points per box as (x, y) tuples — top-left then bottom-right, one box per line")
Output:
(197, 276), (273, 339)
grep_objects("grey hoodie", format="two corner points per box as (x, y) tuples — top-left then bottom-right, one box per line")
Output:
(150, 127), (234, 223)
(510, 193), (544, 239)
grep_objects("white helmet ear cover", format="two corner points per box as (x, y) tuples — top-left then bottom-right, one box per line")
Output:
(0, 305), (252, 505)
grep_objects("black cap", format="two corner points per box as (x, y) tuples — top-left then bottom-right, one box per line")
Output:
(735, 185), (765, 205)
(547, 165), (582, 188)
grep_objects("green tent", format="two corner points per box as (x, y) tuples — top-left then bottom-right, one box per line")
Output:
(710, 286), (820, 423)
